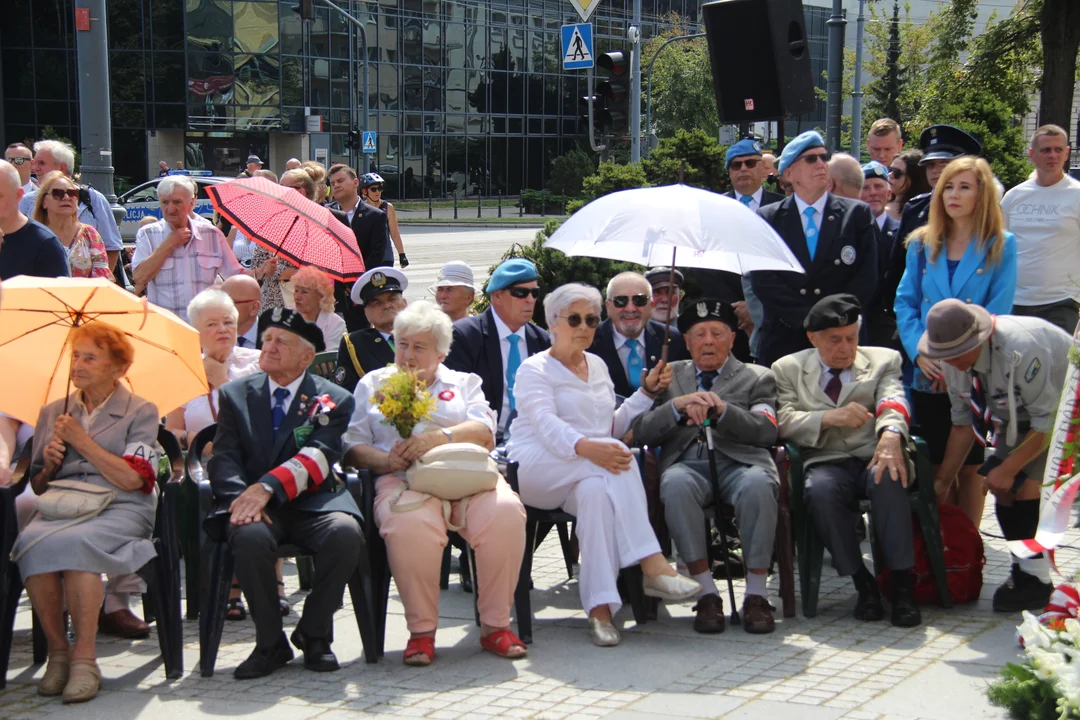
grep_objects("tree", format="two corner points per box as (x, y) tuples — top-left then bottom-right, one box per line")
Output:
(641, 14), (718, 139)
(641, 129), (729, 192)
(547, 146), (596, 197)
(863, 1), (933, 137)
(580, 162), (649, 201)
(1038, 0), (1080, 132)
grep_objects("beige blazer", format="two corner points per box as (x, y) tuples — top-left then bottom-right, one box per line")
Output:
(772, 346), (909, 467)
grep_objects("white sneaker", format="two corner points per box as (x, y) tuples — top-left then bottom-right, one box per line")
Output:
(643, 573), (701, 601)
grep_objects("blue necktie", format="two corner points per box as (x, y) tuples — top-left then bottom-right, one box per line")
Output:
(698, 370), (718, 392)
(626, 340), (642, 391)
(740, 195), (753, 208)
(803, 206), (819, 259)
(237, 336), (248, 348)
(506, 335), (522, 411)
(272, 387), (290, 436)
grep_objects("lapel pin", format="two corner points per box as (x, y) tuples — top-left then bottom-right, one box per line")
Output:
(827, 215), (835, 222)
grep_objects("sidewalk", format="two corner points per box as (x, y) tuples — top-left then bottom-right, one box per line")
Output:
(0, 503), (1051, 720)
(396, 206), (566, 225)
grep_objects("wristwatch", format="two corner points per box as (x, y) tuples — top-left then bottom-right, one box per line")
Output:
(258, 481), (274, 495)
(442, 428), (454, 444)
(880, 425), (904, 438)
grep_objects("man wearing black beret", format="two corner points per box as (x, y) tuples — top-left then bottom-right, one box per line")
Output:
(631, 298), (780, 634)
(771, 294), (920, 627)
(208, 308), (363, 679)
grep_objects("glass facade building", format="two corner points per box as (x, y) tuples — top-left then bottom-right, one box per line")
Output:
(1, 0), (830, 198)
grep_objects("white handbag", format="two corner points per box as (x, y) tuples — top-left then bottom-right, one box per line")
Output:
(11, 480), (116, 562)
(390, 442), (501, 531)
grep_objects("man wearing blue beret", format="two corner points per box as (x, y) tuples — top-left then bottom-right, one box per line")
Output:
(861, 161), (902, 349)
(444, 258), (551, 441)
(724, 139), (785, 211)
(750, 131), (878, 366)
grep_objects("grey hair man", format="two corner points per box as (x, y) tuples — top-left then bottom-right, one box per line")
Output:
(828, 153), (865, 199)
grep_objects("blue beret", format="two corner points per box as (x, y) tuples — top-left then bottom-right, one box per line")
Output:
(778, 131), (826, 175)
(725, 138), (764, 168)
(486, 258), (538, 293)
(862, 161), (890, 181)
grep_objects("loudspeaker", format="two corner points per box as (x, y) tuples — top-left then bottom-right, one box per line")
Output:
(702, 0), (817, 123)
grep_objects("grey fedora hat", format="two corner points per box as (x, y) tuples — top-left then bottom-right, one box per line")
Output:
(917, 299), (993, 361)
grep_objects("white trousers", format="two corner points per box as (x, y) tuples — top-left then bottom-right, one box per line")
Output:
(515, 439), (660, 616)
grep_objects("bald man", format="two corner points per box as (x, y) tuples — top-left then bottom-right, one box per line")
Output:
(827, 153), (865, 200)
(222, 274), (263, 348)
(284, 158), (302, 171)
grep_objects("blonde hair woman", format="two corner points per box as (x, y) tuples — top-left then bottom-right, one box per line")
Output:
(291, 265), (346, 351)
(32, 171), (111, 279)
(894, 156), (1016, 523)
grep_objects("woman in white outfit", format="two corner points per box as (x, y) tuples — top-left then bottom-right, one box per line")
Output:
(508, 283), (700, 646)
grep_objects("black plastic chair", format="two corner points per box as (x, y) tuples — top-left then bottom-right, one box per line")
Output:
(195, 444), (379, 676)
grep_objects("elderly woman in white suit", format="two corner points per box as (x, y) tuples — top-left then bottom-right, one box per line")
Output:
(508, 283), (700, 647)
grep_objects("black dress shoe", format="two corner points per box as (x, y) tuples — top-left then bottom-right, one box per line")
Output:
(890, 587), (922, 627)
(291, 629), (340, 672)
(234, 634), (294, 680)
(853, 575), (885, 622)
(993, 564), (1054, 613)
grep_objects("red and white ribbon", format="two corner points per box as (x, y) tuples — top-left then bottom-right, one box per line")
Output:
(268, 447), (330, 500)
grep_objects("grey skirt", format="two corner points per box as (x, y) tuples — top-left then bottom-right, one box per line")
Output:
(14, 502), (157, 579)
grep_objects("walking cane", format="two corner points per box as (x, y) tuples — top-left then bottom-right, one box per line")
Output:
(699, 413), (741, 626)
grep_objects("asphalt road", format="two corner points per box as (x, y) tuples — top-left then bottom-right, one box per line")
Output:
(395, 225), (544, 302)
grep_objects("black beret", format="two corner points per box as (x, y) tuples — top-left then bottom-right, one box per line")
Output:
(803, 294), (862, 332)
(677, 298), (739, 334)
(257, 307), (326, 352)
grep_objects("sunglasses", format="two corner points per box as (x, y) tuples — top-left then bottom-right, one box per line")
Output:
(889, 167), (906, 179)
(562, 313), (600, 329)
(48, 188), (80, 201)
(800, 152), (830, 166)
(367, 186), (383, 193)
(5, 157), (29, 166)
(611, 294), (650, 309)
(728, 158), (760, 171)
(506, 286), (540, 299)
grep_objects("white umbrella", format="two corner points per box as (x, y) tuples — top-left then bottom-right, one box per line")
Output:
(544, 183), (804, 274)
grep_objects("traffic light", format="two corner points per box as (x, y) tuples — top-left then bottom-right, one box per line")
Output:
(345, 129), (360, 152)
(293, 0), (314, 20)
(579, 93), (606, 134)
(596, 50), (630, 134)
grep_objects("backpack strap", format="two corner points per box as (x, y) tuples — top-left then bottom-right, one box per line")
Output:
(388, 485), (468, 531)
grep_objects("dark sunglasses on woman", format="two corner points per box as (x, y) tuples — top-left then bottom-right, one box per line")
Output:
(611, 294), (649, 309)
(48, 188), (80, 201)
(563, 313), (600, 329)
(507, 287), (540, 299)
(889, 167), (906, 179)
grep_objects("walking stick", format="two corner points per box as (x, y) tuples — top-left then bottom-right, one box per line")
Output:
(700, 414), (741, 626)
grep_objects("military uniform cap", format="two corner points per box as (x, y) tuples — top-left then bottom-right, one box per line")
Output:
(803, 294), (862, 332)
(351, 267), (408, 305)
(677, 298), (739, 335)
(257, 307), (326, 352)
(918, 125), (982, 164)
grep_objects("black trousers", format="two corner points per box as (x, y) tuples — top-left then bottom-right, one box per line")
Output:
(228, 508), (363, 650)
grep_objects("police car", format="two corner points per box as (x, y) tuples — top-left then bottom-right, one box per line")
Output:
(117, 171), (231, 242)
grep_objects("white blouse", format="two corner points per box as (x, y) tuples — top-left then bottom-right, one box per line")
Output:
(344, 364), (496, 454)
(506, 351), (654, 462)
(182, 347), (262, 436)
(314, 311), (347, 352)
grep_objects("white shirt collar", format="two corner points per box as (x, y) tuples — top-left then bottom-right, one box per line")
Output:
(738, 187), (763, 204)
(238, 323), (258, 347)
(694, 357), (729, 378)
(491, 308), (525, 342)
(794, 192), (829, 219)
(611, 325), (644, 350)
(268, 372), (306, 407)
(875, 212), (888, 230)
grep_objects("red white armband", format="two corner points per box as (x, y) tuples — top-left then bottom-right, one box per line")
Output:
(267, 447), (331, 500)
(123, 441), (159, 494)
(750, 403), (777, 426)
(876, 396), (911, 425)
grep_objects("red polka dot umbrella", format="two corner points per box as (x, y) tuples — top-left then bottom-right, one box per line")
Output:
(206, 177), (366, 281)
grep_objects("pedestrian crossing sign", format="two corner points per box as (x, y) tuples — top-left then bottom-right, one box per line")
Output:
(362, 131), (377, 154)
(561, 23), (594, 71)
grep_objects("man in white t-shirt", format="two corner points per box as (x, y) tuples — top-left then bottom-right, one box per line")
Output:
(1002, 124), (1080, 334)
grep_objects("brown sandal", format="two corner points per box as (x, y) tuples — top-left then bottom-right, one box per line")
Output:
(62, 660), (101, 704)
(38, 650), (70, 696)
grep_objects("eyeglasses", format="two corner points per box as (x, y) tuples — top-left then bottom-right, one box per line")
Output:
(5, 157), (29, 166)
(48, 188), (80, 201)
(728, 158), (760, 171)
(889, 167), (906, 179)
(611, 294), (650, 309)
(562, 313), (600, 328)
(800, 152), (830, 166)
(506, 287), (540, 299)
(367, 186), (383, 193)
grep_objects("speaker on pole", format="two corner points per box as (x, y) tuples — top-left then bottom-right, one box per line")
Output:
(702, 0), (816, 123)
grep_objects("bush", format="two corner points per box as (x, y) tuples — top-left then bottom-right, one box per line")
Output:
(581, 162), (649, 201)
(642, 129), (730, 193)
(520, 190), (571, 214)
(547, 147), (597, 197)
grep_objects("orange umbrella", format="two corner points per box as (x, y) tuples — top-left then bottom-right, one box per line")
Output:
(0, 276), (208, 425)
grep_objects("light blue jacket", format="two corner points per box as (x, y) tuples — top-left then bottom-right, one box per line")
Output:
(894, 230), (1017, 389)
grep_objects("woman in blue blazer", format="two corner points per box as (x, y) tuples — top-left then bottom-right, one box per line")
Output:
(894, 156), (1016, 525)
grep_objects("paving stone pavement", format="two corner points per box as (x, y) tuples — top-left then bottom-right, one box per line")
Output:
(2, 502), (1068, 720)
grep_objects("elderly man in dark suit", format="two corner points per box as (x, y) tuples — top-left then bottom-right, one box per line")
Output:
(209, 308), (362, 679)
(632, 300), (780, 635)
(861, 161), (903, 349)
(590, 271), (687, 398)
(444, 258), (550, 442)
(750, 131), (878, 366)
(772, 294), (918, 627)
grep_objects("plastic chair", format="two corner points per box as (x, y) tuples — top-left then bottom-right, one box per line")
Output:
(787, 436), (952, 618)
(308, 351), (339, 381)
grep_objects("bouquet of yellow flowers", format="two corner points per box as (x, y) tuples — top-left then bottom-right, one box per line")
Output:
(371, 367), (437, 439)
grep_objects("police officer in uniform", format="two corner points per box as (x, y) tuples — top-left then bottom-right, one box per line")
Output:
(875, 125), (983, 351)
(750, 131), (878, 366)
(922, 299), (1072, 612)
(334, 267), (409, 392)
